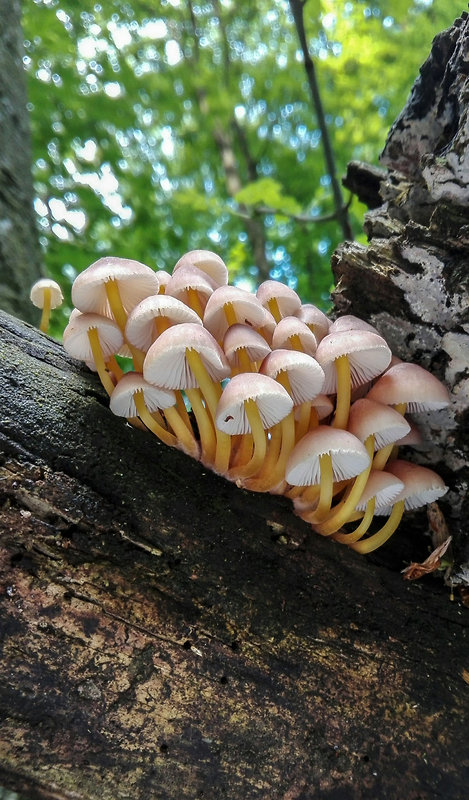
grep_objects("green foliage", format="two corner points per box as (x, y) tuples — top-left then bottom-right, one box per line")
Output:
(23, 0), (464, 330)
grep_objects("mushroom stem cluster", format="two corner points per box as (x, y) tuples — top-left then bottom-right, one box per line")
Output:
(58, 251), (450, 554)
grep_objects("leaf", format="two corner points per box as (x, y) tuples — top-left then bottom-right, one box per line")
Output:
(401, 537), (453, 581)
(235, 178), (301, 216)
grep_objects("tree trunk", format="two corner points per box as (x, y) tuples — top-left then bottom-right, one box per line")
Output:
(0, 309), (468, 800)
(334, 12), (469, 564)
(0, 0), (42, 322)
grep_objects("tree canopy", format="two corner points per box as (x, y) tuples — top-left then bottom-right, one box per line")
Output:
(23, 0), (463, 335)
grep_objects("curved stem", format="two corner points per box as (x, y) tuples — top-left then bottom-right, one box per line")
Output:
(186, 388), (217, 466)
(104, 279), (146, 370)
(333, 499), (376, 544)
(164, 406), (200, 460)
(315, 436), (374, 536)
(133, 390), (178, 448)
(306, 452), (334, 523)
(228, 399), (267, 480)
(350, 500), (405, 553)
(87, 328), (116, 397)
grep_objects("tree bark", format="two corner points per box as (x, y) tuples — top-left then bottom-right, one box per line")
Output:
(334, 12), (469, 564)
(0, 310), (468, 800)
(0, 0), (42, 322)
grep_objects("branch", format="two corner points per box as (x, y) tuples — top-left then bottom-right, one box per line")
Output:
(289, 0), (354, 241)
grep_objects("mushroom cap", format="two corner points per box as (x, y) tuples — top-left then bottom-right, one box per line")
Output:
(222, 324), (271, 367)
(30, 278), (64, 309)
(385, 459), (448, 511)
(310, 393), (335, 420)
(109, 372), (176, 418)
(203, 285), (268, 341)
(256, 280), (302, 317)
(347, 398), (411, 450)
(215, 372), (293, 435)
(285, 425), (371, 486)
(355, 470), (405, 514)
(260, 349), (325, 404)
(165, 265), (217, 306)
(271, 316), (318, 356)
(329, 315), (379, 335)
(295, 303), (330, 342)
(125, 295), (202, 351)
(155, 270), (171, 292)
(63, 313), (123, 362)
(143, 322), (230, 389)
(366, 362), (450, 411)
(71, 256), (159, 317)
(172, 249), (228, 287)
(315, 329), (392, 393)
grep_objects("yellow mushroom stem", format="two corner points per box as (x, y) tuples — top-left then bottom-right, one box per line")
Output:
(314, 436), (375, 536)
(104, 279), (146, 371)
(186, 388), (217, 467)
(184, 348), (231, 475)
(87, 327), (116, 397)
(234, 348), (257, 375)
(244, 412), (296, 492)
(231, 432), (254, 469)
(333, 498), (376, 544)
(132, 390), (178, 449)
(267, 297), (282, 323)
(187, 288), (205, 319)
(163, 406), (200, 460)
(372, 402), (408, 469)
(332, 355), (351, 429)
(106, 355), (124, 382)
(305, 453), (334, 523)
(227, 399), (267, 480)
(350, 500), (405, 553)
(295, 402), (313, 441)
(39, 287), (52, 334)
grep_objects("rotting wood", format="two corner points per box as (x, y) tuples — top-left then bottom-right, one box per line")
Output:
(0, 310), (468, 800)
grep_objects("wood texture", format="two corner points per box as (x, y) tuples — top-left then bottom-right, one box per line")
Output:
(0, 311), (468, 800)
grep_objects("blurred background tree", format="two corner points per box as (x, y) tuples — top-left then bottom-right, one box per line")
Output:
(22, 0), (464, 335)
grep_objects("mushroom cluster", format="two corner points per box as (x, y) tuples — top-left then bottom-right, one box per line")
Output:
(61, 250), (450, 554)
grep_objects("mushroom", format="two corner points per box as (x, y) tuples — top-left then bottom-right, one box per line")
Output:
(109, 372), (199, 458)
(271, 316), (318, 356)
(295, 303), (330, 343)
(332, 469), (405, 545)
(143, 323), (231, 471)
(172, 249), (229, 287)
(315, 329), (392, 430)
(315, 398), (410, 536)
(256, 280), (302, 323)
(30, 278), (64, 334)
(223, 324), (272, 374)
(350, 460), (448, 553)
(165, 265), (217, 318)
(285, 426), (371, 523)
(203, 285), (268, 343)
(215, 372), (293, 481)
(63, 312), (123, 396)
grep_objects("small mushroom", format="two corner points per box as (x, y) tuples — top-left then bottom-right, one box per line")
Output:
(30, 278), (64, 334)
(333, 470), (405, 545)
(256, 280), (302, 323)
(63, 312), (123, 396)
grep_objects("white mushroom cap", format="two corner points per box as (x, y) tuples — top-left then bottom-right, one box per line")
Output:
(125, 295), (202, 351)
(355, 470), (405, 514)
(285, 425), (371, 486)
(109, 372), (176, 418)
(310, 394), (335, 420)
(172, 249), (228, 287)
(63, 313), (123, 362)
(71, 257), (159, 317)
(222, 324), (271, 367)
(260, 349), (325, 404)
(155, 270), (171, 292)
(315, 329), (392, 393)
(347, 398), (411, 450)
(143, 322), (230, 389)
(329, 315), (379, 335)
(30, 278), (64, 309)
(215, 373), (293, 435)
(295, 303), (330, 342)
(203, 285), (269, 341)
(271, 316), (318, 356)
(366, 362), (450, 411)
(256, 280), (302, 318)
(385, 459), (448, 511)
